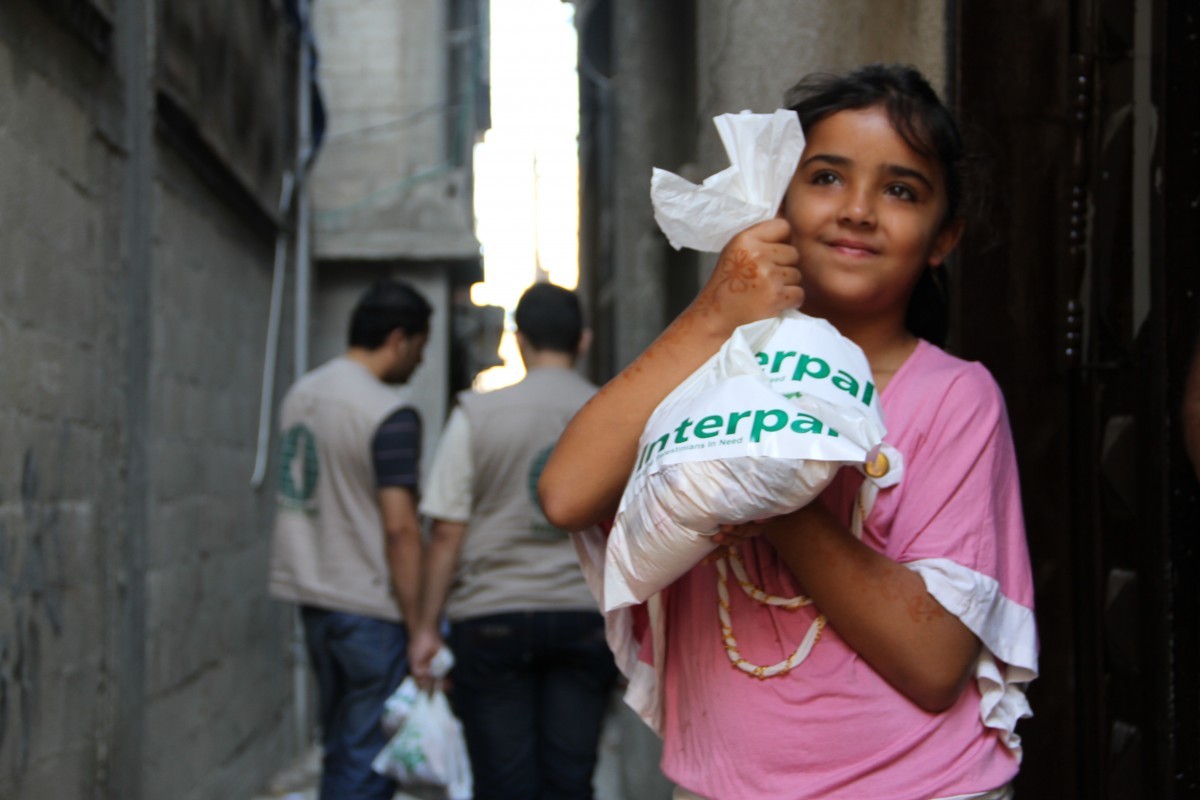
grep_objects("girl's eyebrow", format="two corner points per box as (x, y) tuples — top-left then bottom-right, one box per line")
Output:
(800, 153), (935, 192)
(884, 163), (934, 191)
(799, 153), (849, 170)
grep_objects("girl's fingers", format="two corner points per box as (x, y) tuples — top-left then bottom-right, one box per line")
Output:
(714, 521), (768, 542)
(690, 219), (804, 328)
(777, 264), (802, 286)
(783, 284), (806, 309)
(767, 243), (800, 268)
(752, 217), (793, 242)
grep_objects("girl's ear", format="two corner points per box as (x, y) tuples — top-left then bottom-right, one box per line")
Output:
(929, 217), (965, 267)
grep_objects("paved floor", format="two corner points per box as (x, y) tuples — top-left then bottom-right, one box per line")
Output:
(250, 689), (673, 800)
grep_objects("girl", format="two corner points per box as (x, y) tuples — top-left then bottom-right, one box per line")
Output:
(540, 64), (1037, 799)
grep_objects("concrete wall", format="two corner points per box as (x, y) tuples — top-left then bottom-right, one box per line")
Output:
(693, 0), (948, 169)
(606, 0), (700, 382)
(139, 149), (297, 800)
(310, 0), (481, 261)
(0, 7), (126, 797)
(0, 2), (300, 798)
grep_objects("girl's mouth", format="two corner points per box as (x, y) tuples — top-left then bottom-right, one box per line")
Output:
(826, 239), (880, 257)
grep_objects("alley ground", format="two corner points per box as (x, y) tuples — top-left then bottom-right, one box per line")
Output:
(250, 688), (669, 800)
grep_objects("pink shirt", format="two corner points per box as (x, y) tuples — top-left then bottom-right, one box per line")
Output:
(657, 341), (1037, 800)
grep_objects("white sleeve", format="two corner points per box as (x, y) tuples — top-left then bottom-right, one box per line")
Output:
(907, 558), (1039, 760)
(417, 408), (473, 523)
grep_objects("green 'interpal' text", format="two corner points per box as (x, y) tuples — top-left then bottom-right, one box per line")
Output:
(755, 350), (876, 407)
(636, 407), (839, 472)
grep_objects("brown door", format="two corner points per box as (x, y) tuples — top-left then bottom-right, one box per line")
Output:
(955, 0), (1200, 797)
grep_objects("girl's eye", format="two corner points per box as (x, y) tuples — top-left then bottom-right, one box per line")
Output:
(810, 171), (840, 186)
(885, 184), (918, 202)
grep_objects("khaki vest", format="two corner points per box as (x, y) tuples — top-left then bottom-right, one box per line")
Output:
(269, 357), (411, 621)
(447, 367), (599, 620)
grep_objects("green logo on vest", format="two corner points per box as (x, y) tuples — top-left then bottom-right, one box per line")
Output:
(278, 424), (319, 514)
(528, 444), (568, 540)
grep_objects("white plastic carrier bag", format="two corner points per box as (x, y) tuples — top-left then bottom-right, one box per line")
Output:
(372, 647), (472, 800)
(604, 310), (892, 611)
(651, 108), (805, 253)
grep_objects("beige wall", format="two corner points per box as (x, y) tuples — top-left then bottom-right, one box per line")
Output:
(694, 0), (948, 128)
(310, 0), (480, 261)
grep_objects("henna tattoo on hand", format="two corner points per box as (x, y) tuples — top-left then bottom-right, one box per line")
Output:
(722, 249), (758, 294)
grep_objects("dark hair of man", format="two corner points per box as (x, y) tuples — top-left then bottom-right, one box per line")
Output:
(784, 63), (970, 347)
(347, 279), (432, 349)
(514, 282), (583, 354)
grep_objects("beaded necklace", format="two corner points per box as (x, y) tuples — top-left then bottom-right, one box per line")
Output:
(715, 545), (825, 679)
(716, 459), (885, 680)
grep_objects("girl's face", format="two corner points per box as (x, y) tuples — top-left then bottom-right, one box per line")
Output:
(782, 105), (962, 327)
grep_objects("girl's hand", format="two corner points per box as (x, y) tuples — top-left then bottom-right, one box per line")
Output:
(686, 218), (804, 335)
(712, 519), (771, 547)
(539, 220), (800, 533)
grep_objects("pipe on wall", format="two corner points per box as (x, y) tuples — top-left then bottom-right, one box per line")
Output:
(251, 171), (295, 490)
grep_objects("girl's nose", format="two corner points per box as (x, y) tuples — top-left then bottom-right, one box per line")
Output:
(838, 189), (876, 227)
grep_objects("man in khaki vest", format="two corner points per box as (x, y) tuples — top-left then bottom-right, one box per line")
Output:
(269, 278), (431, 800)
(411, 283), (617, 799)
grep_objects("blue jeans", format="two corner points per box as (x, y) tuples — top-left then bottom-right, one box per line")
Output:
(301, 606), (408, 800)
(449, 610), (618, 800)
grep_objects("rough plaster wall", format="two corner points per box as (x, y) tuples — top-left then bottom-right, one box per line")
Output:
(610, 0), (696, 371)
(0, 4), (297, 799)
(140, 151), (295, 800)
(693, 0), (948, 170)
(0, 11), (125, 799)
(157, 0), (295, 215)
(311, 0), (478, 260)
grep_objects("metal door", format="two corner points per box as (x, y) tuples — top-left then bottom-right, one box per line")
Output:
(955, 0), (1199, 796)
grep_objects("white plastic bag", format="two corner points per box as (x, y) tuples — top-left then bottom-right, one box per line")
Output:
(604, 311), (891, 611)
(651, 109), (805, 252)
(372, 647), (472, 800)
(380, 646), (455, 735)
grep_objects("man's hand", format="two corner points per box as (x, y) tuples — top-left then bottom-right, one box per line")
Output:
(407, 626), (444, 692)
(686, 218), (804, 334)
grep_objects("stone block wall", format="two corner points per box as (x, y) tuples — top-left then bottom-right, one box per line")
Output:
(138, 150), (296, 800)
(0, 2), (302, 798)
(0, 5), (126, 797)
(310, 0), (482, 261)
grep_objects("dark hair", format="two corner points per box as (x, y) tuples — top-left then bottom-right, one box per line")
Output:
(785, 63), (968, 346)
(348, 279), (432, 349)
(514, 282), (583, 354)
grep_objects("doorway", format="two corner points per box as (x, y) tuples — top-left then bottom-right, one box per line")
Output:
(955, 0), (1200, 796)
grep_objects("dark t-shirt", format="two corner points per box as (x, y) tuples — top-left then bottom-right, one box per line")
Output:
(371, 407), (421, 490)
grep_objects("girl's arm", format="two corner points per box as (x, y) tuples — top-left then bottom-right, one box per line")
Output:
(539, 218), (803, 531)
(763, 504), (981, 712)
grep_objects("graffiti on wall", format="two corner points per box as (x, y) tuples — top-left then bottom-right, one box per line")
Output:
(0, 443), (68, 777)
